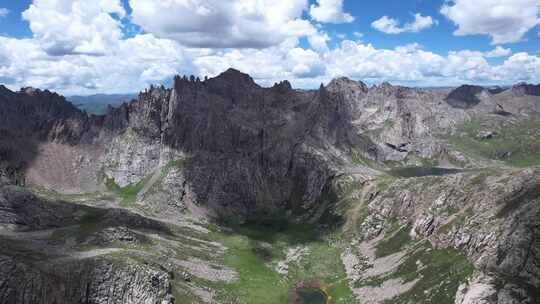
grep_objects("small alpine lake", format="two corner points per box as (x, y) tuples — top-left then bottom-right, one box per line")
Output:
(387, 166), (467, 178)
(296, 287), (328, 304)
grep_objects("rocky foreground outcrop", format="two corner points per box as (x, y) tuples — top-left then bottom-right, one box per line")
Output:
(0, 255), (173, 304)
(0, 184), (178, 304)
(351, 167), (540, 303)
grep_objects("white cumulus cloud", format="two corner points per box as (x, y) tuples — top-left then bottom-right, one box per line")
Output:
(22, 0), (126, 56)
(0, 33), (192, 94)
(372, 14), (435, 34)
(485, 46), (512, 58)
(307, 31), (331, 53)
(1, 0), (540, 94)
(287, 48), (326, 78)
(129, 0), (316, 48)
(310, 0), (354, 23)
(441, 0), (540, 44)
(494, 52), (540, 82)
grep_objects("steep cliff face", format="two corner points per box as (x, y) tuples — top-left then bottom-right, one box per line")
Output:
(101, 69), (370, 220)
(0, 85), (94, 189)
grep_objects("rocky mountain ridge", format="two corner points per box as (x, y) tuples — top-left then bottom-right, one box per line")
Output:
(1, 70), (540, 303)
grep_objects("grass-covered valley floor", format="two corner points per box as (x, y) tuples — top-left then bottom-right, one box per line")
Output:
(18, 185), (358, 303)
(210, 222), (355, 303)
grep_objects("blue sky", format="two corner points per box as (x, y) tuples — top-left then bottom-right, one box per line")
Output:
(0, 0), (539, 94)
(2, 0), (537, 55)
(309, 0), (539, 65)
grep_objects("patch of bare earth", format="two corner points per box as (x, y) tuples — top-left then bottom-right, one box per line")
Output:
(275, 246), (310, 276)
(342, 234), (417, 303)
(26, 142), (104, 193)
(355, 278), (419, 304)
(171, 257), (238, 283)
(189, 285), (216, 303)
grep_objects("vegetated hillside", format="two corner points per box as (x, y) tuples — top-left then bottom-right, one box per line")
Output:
(0, 71), (539, 304)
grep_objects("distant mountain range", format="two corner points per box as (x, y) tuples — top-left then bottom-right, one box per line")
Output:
(68, 93), (136, 115)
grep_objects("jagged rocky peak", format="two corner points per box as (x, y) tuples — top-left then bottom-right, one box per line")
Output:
(0, 85), (84, 123)
(0, 84), (11, 94)
(201, 68), (257, 88)
(139, 84), (170, 103)
(445, 84), (487, 109)
(272, 80), (293, 92)
(173, 74), (203, 88)
(19, 87), (64, 101)
(371, 81), (415, 98)
(0, 85), (90, 187)
(216, 68), (255, 82)
(487, 86), (507, 95)
(144, 83), (168, 93)
(375, 81), (409, 92)
(380, 81), (393, 88)
(511, 82), (540, 96)
(172, 68), (260, 100)
(0, 86), (16, 101)
(15, 86), (77, 110)
(21, 86), (40, 95)
(326, 77), (368, 94)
